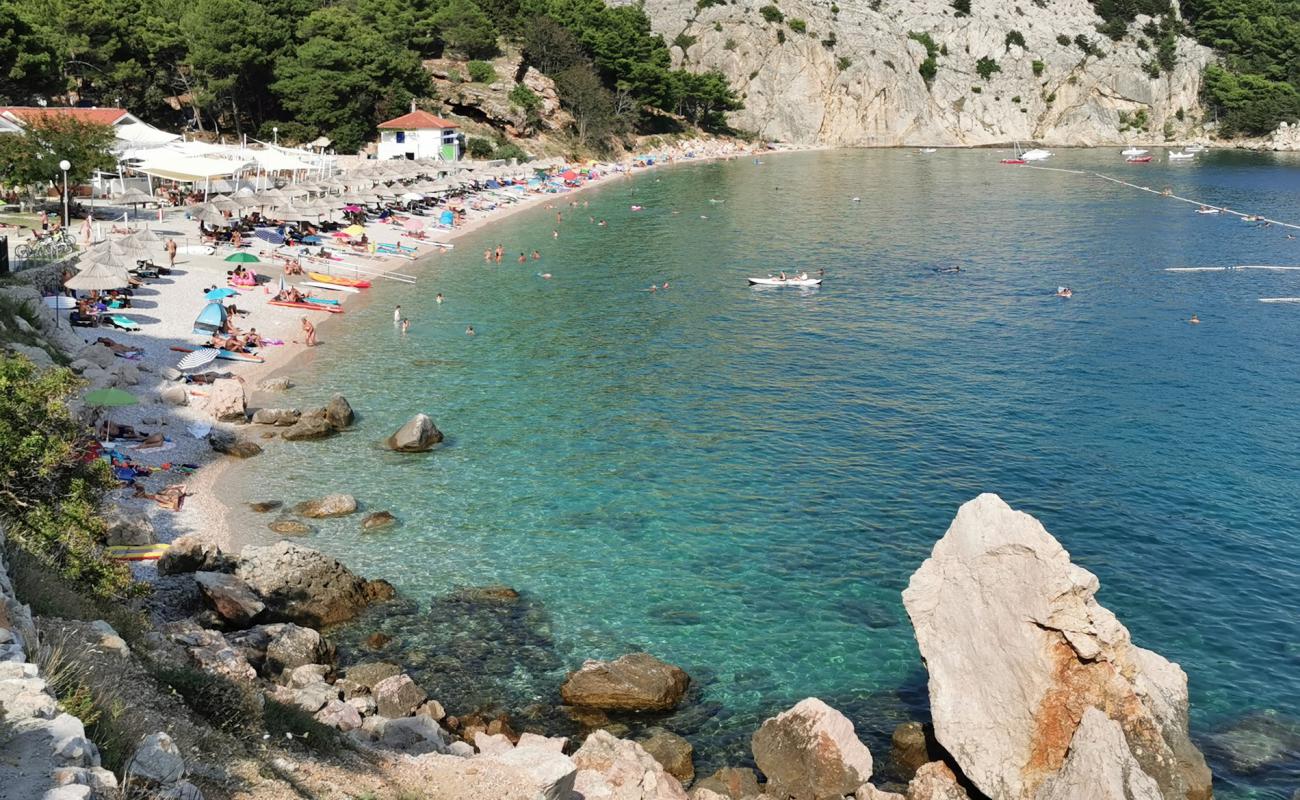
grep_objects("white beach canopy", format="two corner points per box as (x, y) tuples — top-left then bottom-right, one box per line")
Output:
(66, 261), (131, 290)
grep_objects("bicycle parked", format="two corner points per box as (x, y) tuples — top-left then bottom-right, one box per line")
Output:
(15, 229), (76, 261)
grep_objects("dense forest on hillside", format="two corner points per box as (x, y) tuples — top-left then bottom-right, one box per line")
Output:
(0, 0), (739, 152)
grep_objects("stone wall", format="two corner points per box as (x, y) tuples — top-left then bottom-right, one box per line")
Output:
(0, 524), (118, 800)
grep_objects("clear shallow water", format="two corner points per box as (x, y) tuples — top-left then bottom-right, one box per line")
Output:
(232, 150), (1300, 797)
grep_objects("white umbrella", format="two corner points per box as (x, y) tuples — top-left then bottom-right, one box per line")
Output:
(114, 187), (155, 205)
(192, 204), (230, 226)
(209, 194), (241, 212)
(177, 348), (220, 370)
(66, 261), (131, 290)
(80, 249), (129, 270)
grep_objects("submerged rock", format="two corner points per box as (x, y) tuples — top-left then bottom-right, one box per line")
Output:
(902, 494), (1212, 800)
(268, 519), (312, 535)
(248, 500), (282, 513)
(639, 727), (695, 784)
(1208, 709), (1300, 774)
(751, 697), (874, 799)
(296, 493), (358, 518)
(560, 653), (690, 712)
(281, 411), (335, 440)
(890, 721), (933, 781)
(385, 413), (443, 452)
(325, 393), (354, 429)
(362, 511), (398, 530)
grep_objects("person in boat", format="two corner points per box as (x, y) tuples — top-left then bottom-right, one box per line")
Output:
(1189, 314), (1200, 324)
(798, 272), (808, 280)
(779, 272), (788, 280)
(1057, 287), (1073, 298)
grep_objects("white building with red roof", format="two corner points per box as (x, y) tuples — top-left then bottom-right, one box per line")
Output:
(376, 109), (460, 161)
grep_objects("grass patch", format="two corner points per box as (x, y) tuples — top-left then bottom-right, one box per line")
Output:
(154, 665), (264, 735)
(31, 622), (134, 770)
(264, 698), (347, 757)
(0, 295), (67, 365)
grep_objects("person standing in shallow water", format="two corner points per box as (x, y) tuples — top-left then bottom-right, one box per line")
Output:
(300, 317), (316, 346)
(394, 305), (401, 322)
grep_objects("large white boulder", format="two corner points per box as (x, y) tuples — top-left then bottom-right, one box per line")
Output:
(751, 697), (873, 800)
(572, 730), (687, 800)
(901, 494), (1212, 800)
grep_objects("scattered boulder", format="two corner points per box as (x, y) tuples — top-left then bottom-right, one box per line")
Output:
(266, 624), (333, 675)
(373, 673), (427, 718)
(248, 500), (282, 513)
(345, 661), (403, 689)
(127, 732), (185, 786)
(417, 699), (446, 721)
(159, 385), (188, 406)
(281, 412), (335, 441)
(236, 541), (389, 627)
(103, 508), (155, 547)
(169, 624), (257, 682)
(158, 781), (205, 800)
(209, 430), (261, 458)
(560, 652), (690, 712)
(692, 767), (760, 799)
(77, 343), (117, 370)
(160, 367), (183, 382)
(640, 727), (695, 784)
(572, 730), (688, 800)
(288, 664), (331, 688)
(205, 378), (247, 421)
(295, 493), (358, 518)
(361, 511), (397, 530)
(384, 413), (443, 452)
(251, 408), (301, 426)
(751, 697), (873, 800)
(901, 494), (1212, 800)
(476, 731), (516, 756)
(381, 715), (450, 754)
(855, 785), (905, 800)
(905, 762), (969, 800)
(267, 519), (312, 535)
(325, 393), (354, 428)
(316, 699), (363, 731)
(258, 377), (293, 392)
(194, 572), (265, 627)
(295, 682), (337, 712)
(890, 722), (932, 781)
(157, 534), (234, 575)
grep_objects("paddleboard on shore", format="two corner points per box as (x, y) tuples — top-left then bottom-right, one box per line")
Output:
(302, 281), (360, 294)
(106, 543), (170, 561)
(178, 244), (215, 255)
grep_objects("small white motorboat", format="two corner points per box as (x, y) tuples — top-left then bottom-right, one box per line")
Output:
(1185, 143), (1208, 153)
(919, 148), (937, 154)
(1122, 147), (1148, 156)
(1168, 151), (1196, 160)
(748, 276), (823, 288)
(1194, 207), (1221, 215)
(1020, 148), (1053, 161)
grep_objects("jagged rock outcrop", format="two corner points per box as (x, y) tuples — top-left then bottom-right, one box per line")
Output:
(572, 730), (688, 800)
(620, 0), (1211, 146)
(235, 542), (394, 627)
(425, 51), (573, 136)
(901, 493), (1212, 800)
(751, 697), (874, 799)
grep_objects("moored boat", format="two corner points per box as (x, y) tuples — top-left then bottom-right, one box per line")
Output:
(307, 271), (372, 288)
(748, 276), (823, 287)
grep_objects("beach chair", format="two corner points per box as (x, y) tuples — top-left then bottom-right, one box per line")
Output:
(105, 315), (141, 332)
(69, 311), (97, 328)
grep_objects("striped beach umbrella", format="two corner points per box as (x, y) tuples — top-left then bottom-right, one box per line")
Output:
(177, 348), (220, 371)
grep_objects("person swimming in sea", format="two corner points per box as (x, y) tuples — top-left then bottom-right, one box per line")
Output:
(532, 250), (541, 260)
(435, 293), (444, 304)
(401, 318), (410, 334)
(466, 325), (476, 335)
(518, 253), (527, 263)
(1056, 287), (1073, 298)
(1189, 314), (1200, 324)
(538, 272), (552, 279)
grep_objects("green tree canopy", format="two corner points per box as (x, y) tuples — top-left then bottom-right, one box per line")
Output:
(0, 116), (117, 198)
(0, 0), (62, 103)
(432, 0), (500, 58)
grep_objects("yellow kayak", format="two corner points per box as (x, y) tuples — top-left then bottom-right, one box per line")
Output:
(106, 543), (170, 561)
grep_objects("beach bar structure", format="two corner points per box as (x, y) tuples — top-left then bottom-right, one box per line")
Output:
(376, 110), (460, 161)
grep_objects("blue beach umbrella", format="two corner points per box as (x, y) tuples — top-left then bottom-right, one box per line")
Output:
(205, 287), (239, 301)
(302, 235), (322, 244)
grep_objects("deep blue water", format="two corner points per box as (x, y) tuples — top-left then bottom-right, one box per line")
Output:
(232, 149), (1300, 797)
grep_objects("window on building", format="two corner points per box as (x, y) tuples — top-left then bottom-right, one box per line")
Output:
(395, 131), (406, 144)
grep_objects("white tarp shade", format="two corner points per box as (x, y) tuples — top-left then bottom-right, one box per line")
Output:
(132, 154), (254, 182)
(249, 148), (315, 171)
(114, 122), (180, 146)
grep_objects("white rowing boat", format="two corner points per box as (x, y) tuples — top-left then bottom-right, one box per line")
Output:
(1169, 151), (1196, 160)
(1122, 147), (1148, 156)
(302, 280), (360, 294)
(1259, 298), (1300, 303)
(748, 276), (823, 287)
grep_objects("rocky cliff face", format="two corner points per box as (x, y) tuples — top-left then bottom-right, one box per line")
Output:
(621, 0), (1212, 146)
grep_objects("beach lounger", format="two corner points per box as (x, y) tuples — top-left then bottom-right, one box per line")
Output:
(106, 315), (141, 332)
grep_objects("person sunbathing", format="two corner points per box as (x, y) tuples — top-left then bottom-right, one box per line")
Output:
(133, 482), (187, 511)
(244, 328), (264, 348)
(98, 420), (144, 440)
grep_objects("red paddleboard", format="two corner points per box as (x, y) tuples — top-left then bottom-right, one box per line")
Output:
(270, 300), (344, 313)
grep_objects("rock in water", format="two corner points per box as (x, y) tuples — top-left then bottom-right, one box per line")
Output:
(751, 697), (874, 799)
(901, 494), (1212, 800)
(194, 572), (265, 626)
(281, 411), (336, 440)
(251, 407), (301, 426)
(268, 519), (312, 535)
(362, 511), (397, 530)
(560, 652), (690, 712)
(640, 728), (695, 784)
(296, 493), (358, 518)
(236, 541), (389, 627)
(325, 393), (354, 428)
(209, 430), (262, 458)
(572, 730), (688, 800)
(385, 413), (444, 452)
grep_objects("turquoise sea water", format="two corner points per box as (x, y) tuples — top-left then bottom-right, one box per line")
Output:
(231, 150), (1300, 797)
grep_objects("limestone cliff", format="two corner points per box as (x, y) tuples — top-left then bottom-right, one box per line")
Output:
(620, 0), (1213, 146)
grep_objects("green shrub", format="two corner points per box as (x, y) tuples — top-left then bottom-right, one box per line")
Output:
(776, 28), (785, 43)
(837, 56), (852, 70)
(673, 32), (697, 50)
(696, 0), (725, 8)
(264, 698), (347, 757)
(951, 0), (970, 16)
(465, 137), (494, 158)
(724, 38), (738, 50)
(1056, 33), (1071, 46)
(787, 18), (807, 33)
(976, 56), (1001, 80)
(1202, 65), (1300, 136)
(1073, 34), (1101, 57)
(831, 2), (839, 12)
(1011, 95), (1021, 103)
(1005, 30), (1026, 50)
(494, 142), (529, 161)
(1097, 17), (1128, 40)
(970, 85), (982, 93)
(1045, 91), (1057, 103)
(908, 31), (940, 86)
(821, 33), (837, 49)
(1143, 59), (1161, 78)
(1138, 38), (1151, 50)
(0, 356), (130, 598)
(509, 84), (540, 112)
(1032, 59), (1045, 76)
(759, 4), (783, 23)
(467, 60), (497, 83)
